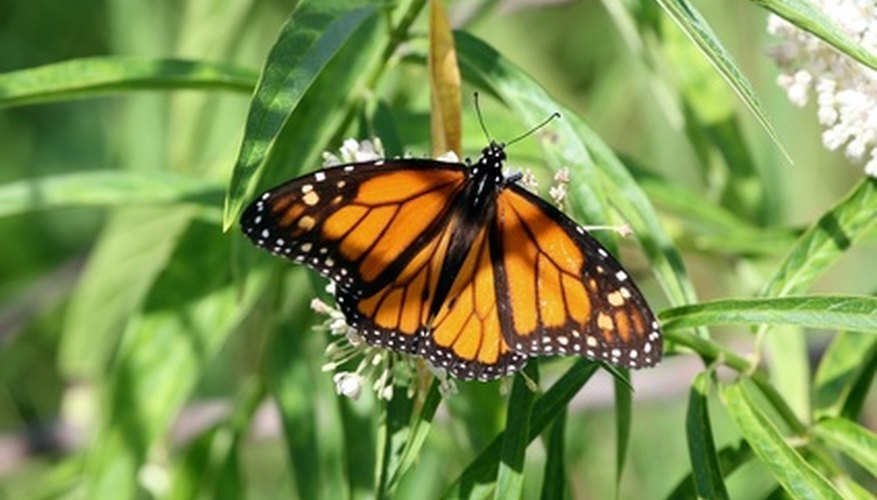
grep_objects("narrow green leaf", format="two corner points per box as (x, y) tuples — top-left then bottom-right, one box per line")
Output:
(759, 177), (877, 423)
(652, 0), (791, 162)
(665, 442), (751, 499)
(812, 417), (877, 477)
(721, 382), (844, 499)
(495, 364), (539, 500)
(338, 396), (377, 497)
(0, 171), (223, 218)
(376, 386), (415, 498)
(385, 379), (443, 495)
(539, 409), (567, 500)
(660, 295), (877, 333)
(0, 57), (256, 108)
(764, 178), (877, 297)
(685, 372), (729, 500)
(813, 332), (877, 419)
(754, 0), (877, 71)
(444, 361), (599, 499)
(60, 207), (194, 378)
(222, 0), (382, 230)
(613, 371), (632, 498)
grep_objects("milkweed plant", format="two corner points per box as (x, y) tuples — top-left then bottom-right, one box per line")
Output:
(0, 0), (875, 499)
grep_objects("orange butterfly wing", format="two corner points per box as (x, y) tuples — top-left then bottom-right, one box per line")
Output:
(492, 185), (662, 368)
(241, 160), (467, 296)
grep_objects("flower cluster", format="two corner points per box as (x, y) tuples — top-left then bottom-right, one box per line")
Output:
(767, 0), (877, 177)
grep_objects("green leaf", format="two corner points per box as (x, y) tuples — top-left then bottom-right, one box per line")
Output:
(763, 178), (877, 297)
(753, 0), (877, 71)
(813, 332), (877, 419)
(613, 371), (632, 497)
(59, 207), (194, 378)
(660, 295), (877, 333)
(495, 364), (539, 500)
(666, 442), (751, 499)
(384, 379), (443, 496)
(685, 372), (729, 500)
(222, 0), (383, 230)
(263, 273), (325, 500)
(652, 0), (791, 162)
(539, 409), (568, 500)
(0, 171), (223, 218)
(0, 57), (256, 108)
(82, 221), (269, 498)
(444, 361), (599, 499)
(759, 177), (877, 423)
(720, 382), (843, 500)
(811, 417), (877, 477)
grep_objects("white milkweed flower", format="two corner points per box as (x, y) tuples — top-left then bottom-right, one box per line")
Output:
(767, 1), (877, 177)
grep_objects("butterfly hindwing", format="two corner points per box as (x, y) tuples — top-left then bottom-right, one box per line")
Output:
(492, 185), (662, 368)
(335, 213), (528, 381)
(241, 160), (467, 296)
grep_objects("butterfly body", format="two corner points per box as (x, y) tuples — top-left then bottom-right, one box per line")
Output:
(241, 141), (662, 381)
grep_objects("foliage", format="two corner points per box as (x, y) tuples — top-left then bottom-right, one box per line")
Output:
(1, 0), (875, 498)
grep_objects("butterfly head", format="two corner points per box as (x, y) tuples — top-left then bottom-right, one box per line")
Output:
(480, 141), (507, 170)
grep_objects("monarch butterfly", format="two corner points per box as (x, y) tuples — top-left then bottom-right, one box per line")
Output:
(240, 131), (662, 381)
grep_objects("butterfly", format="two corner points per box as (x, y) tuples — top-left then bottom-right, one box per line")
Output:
(240, 139), (662, 381)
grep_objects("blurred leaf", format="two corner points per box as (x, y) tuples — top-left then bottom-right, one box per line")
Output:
(813, 331), (877, 420)
(384, 379), (442, 496)
(0, 57), (256, 108)
(661, 295), (877, 333)
(811, 417), (877, 477)
(754, 0), (877, 71)
(496, 364), (539, 500)
(0, 171), (222, 218)
(652, 0), (791, 162)
(721, 382), (843, 499)
(83, 221), (269, 498)
(445, 361), (598, 498)
(685, 372), (729, 500)
(376, 386), (416, 498)
(613, 371), (631, 497)
(428, 0), (462, 157)
(222, 0), (383, 230)
(60, 207), (194, 379)
(539, 408), (568, 500)
(666, 442), (751, 499)
(339, 396), (377, 497)
(263, 273), (325, 500)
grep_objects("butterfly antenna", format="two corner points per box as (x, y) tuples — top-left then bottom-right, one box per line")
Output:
(505, 111), (561, 147)
(473, 92), (493, 142)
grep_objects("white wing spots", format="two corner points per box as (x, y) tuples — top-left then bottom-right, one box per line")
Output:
(597, 248), (608, 257)
(337, 180), (346, 188)
(315, 171), (326, 182)
(254, 215), (262, 224)
(300, 242), (312, 252)
(298, 215), (316, 230)
(577, 226), (586, 235)
(275, 238), (285, 246)
(596, 265), (605, 274)
(261, 229), (270, 239)
(303, 191), (320, 206)
(607, 291), (624, 306)
(301, 184), (313, 193)
(620, 287), (632, 298)
(344, 165), (355, 172)
(374, 160), (384, 166)
(586, 336), (598, 347)
(615, 270), (628, 282)
(261, 192), (270, 200)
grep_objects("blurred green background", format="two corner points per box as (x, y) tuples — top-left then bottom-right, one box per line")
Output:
(1, 0), (874, 498)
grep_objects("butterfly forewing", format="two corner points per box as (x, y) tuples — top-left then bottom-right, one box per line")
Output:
(492, 185), (662, 368)
(240, 160), (467, 296)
